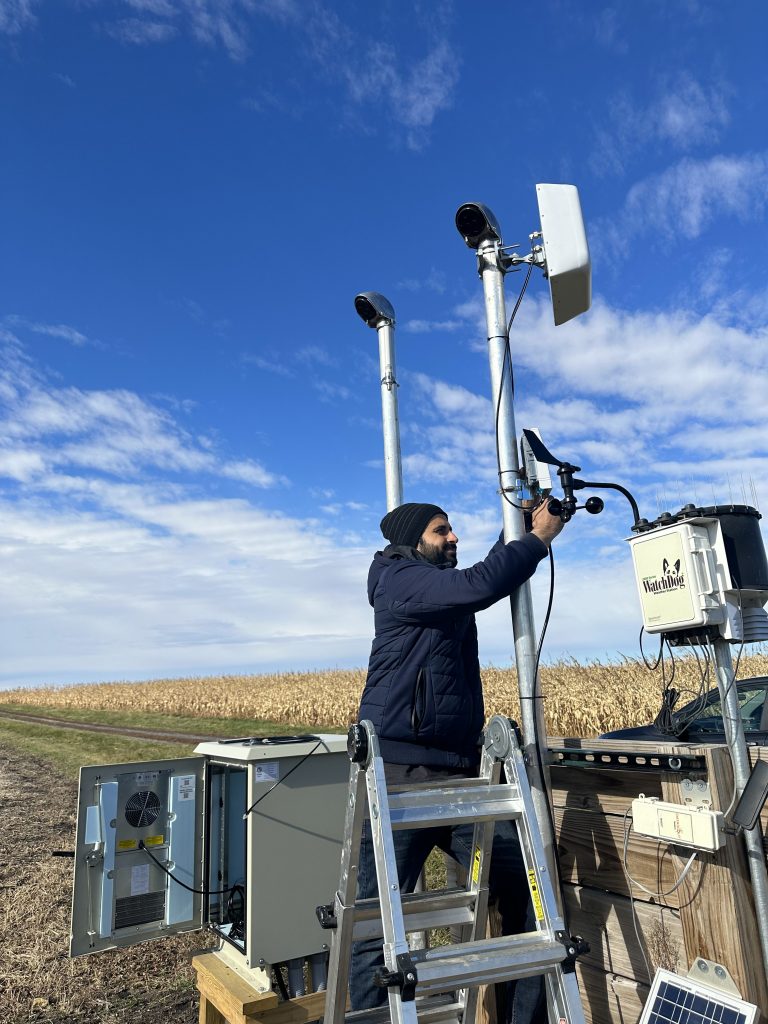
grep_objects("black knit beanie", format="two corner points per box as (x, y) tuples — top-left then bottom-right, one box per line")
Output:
(380, 503), (447, 549)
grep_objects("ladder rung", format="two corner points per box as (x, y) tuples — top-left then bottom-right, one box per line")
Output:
(349, 889), (476, 941)
(344, 994), (460, 1024)
(410, 933), (567, 993)
(353, 888), (475, 920)
(387, 784), (523, 829)
(388, 777), (489, 794)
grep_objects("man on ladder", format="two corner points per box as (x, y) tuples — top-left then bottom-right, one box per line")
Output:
(350, 500), (565, 1024)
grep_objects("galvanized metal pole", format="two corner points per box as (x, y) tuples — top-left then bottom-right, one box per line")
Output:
(476, 239), (557, 872)
(712, 639), (768, 981)
(375, 318), (403, 512)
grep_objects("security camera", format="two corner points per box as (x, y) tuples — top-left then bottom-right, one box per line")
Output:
(455, 202), (503, 249)
(354, 292), (396, 328)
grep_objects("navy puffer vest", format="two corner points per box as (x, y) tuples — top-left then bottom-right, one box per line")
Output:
(359, 533), (547, 768)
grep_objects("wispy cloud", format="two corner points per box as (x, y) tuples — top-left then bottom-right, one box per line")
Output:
(398, 268), (447, 294)
(0, 334), (287, 488)
(342, 37), (459, 150)
(124, 0), (177, 14)
(104, 16), (178, 45)
(591, 73), (731, 177)
(241, 353), (294, 377)
(403, 319), (463, 334)
(655, 75), (730, 146)
(312, 379), (351, 403)
(592, 6), (627, 53)
(296, 345), (337, 368)
(598, 151), (768, 257)
(0, 0), (37, 34)
(7, 315), (91, 346)
(9, 0), (459, 145)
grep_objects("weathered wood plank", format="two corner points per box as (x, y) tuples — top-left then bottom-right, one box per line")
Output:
(563, 884), (683, 980)
(248, 992), (327, 1024)
(576, 962), (648, 1024)
(550, 766), (663, 816)
(555, 806), (683, 907)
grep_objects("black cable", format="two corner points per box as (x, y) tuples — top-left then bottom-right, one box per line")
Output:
(274, 965), (291, 1002)
(639, 627), (664, 671)
(532, 548), (556, 689)
(225, 883), (246, 940)
(494, 263), (534, 511)
(138, 840), (235, 896)
(244, 739), (323, 817)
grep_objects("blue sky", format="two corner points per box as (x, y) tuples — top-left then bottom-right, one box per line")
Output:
(1, 0), (767, 687)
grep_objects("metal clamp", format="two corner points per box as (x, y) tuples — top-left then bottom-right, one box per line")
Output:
(315, 903), (337, 929)
(555, 930), (590, 974)
(373, 952), (418, 1001)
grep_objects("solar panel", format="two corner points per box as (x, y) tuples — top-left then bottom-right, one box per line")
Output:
(640, 970), (758, 1024)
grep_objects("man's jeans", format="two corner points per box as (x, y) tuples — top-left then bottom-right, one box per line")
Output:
(349, 816), (545, 1024)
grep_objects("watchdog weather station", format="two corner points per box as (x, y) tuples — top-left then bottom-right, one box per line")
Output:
(67, 186), (768, 1024)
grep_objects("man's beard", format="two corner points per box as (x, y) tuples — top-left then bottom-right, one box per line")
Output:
(417, 539), (458, 568)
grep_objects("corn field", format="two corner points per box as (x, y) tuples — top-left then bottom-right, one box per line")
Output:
(5, 653), (768, 737)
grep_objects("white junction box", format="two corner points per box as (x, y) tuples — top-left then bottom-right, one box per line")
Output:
(70, 733), (350, 992)
(631, 794), (725, 851)
(628, 518), (729, 634)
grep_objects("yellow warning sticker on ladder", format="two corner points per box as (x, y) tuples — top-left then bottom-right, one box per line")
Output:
(471, 847), (481, 884)
(527, 868), (545, 921)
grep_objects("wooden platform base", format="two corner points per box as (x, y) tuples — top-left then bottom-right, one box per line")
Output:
(193, 954), (327, 1024)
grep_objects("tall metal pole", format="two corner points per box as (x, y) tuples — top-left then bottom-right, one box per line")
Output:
(375, 318), (403, 512)
(712, 639), (768, 980)
(475, 239), (557, 873)
(355, 292), (402, 512)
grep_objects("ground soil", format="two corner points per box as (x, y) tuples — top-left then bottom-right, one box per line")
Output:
(0, 741), (213, 1024)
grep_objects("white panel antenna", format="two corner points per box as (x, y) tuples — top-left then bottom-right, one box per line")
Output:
(535, 184), (591, 326)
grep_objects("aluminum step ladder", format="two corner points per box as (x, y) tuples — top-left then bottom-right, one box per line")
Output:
(320, 715), (587, 1024)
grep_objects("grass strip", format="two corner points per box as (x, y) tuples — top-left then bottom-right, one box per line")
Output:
(0, 719), (198, 778)
(0, 702), (296, 737)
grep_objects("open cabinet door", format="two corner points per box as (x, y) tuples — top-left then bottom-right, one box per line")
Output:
(70, 755), (206, 956)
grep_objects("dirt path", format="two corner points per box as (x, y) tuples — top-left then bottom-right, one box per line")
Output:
(0, 710), (213, 743)
(0, 741), (209, 1024)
